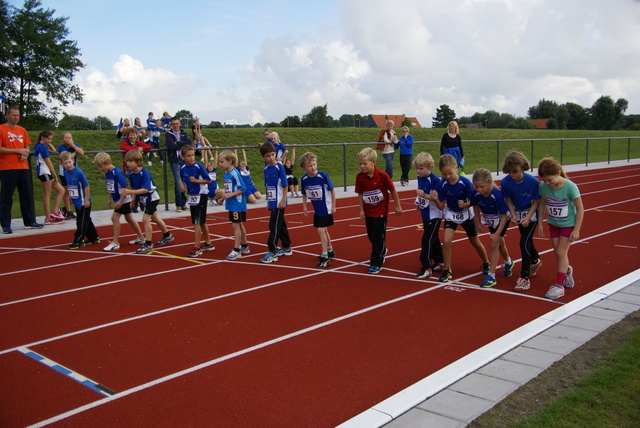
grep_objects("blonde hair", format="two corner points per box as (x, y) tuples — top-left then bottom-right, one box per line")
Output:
(538, 157), (567, 179)
(413, 152), (434, 169)
(299, 151), (317, 168)
(386, 120), (394, 127)
(357, 147), (377, 162)
(124, 149), (143, 166)
(93, 152), (112, 166)
(502, 151), (530, 173)
(472, 168), (494, 185)
(269, 131), (281, 143)
(59, 151), (72, 162)
(219, 150), (238, 166)
(439, 153), (458, 170)
(447, 121), (459, 134)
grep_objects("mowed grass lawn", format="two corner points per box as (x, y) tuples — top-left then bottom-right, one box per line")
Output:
(8, 127), (640, 218)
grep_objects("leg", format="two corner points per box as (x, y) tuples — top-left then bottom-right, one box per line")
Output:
(382, 153), (394, 179)
(16, 170), (36, 226)
(317, 227), (329, 254)
(124, 213), (144, 240)
(442, 227), (455, 269)
(170, 162), (186, 208)
(366, 216), (387, 267)
(52, 181), (65, 214)
(111, 211), (122, 244)
(277, 209), (291, 248)
(42, 180), (52, 218)
(518, 222), (536, 277)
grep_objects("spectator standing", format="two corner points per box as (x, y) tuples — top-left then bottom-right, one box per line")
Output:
(396, 126), (414, 186)
(165, 116), (191, 211)
(376, 119), (397, 179)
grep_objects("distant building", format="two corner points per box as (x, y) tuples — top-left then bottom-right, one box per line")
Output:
(366, 114), (422, 128)
(463, 123), (485, 129)
(530, 118), (550, 129)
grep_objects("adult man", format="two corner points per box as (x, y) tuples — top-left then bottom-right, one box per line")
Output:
(165, 117), (191, 211)
(0, 107), (43, 233)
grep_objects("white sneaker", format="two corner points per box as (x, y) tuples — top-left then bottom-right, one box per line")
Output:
(129, 237), (145, 245)
(103, 242), (120, 251)
(226, 249), (241, 260)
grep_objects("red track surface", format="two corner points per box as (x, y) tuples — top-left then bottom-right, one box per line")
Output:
(1, 164), (639, 427)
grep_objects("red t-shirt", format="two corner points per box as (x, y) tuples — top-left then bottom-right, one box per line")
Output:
(355, 167), (395, 217)
(0, 124), (31, 170)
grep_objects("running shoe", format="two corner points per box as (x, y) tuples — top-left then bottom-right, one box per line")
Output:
(368, 265), (382, 274)
(415, 268), (432, 279)
(44, 218), (56, 226)
(129, 237), (145, 245)
(530, 259), (543, 276)
(317, 257), (331, 268)
(260, 251), (278, 263)
(226, 249), (241, 260)
(438, 268), (453, 282)
(275, 247), (293, 256)
(65, 211), (76, 220)
(563, 266), (575, 288)
(480, 274), (497, 288)
(2, 226), (12, 234)
(545, 284), (565, 300)
(103, 242), (120, 252)
(156, 234), (174, 246)
(481, 262), (491, 275)
(25, 222), (44, 229)
(136, 243), (153, 254)
(327, 250), (337, 259)
(188, 247), (204, 258)
(514, 277), (530, 292)
(503, 259), (514, 277)
(67, 241), (85, 250)
(432, 263), (445, 272)
(240, 244), (250, 254)
(84, 238), (100, 246)
(50, 210), (66, 221)
(176, 206), (182, 212)
(202, 243), (215, 252)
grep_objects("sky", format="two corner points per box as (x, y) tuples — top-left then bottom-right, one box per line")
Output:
(9, 0), (640, 126)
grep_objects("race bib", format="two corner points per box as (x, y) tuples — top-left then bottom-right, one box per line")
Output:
(139, 195), (148, 205)
(547, 201), (569, 220)
(515, 208), (537, 223)
(306, 185), (322, 201)
(414, 195), (429, 210)
(209, 172), (217, 181)
(224, 179), (232, 193)
(67, 185), (79, 199)
(482, 213), (501, 229)
(106, 179), (115, 193)
(188, 194), (200, 206)
(445, 207), (471, 224)
(266, 186), (276, 202)
(363, 189), (384, 205)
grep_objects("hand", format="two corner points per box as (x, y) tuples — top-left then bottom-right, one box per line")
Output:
(569, 230), (580, 242)
(189, 176), (197, 183)
(520, 218), (530, 228)
(395, 206), (403, 215)
(458, 199), (465, 209)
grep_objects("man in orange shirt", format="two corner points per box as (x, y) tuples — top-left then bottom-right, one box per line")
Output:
(0, 107), (43, 233)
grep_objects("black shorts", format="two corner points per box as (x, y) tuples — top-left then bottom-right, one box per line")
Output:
(59, 175), (68, 186)
(38, 173), (53, 183)
(314, 213), (334, 228)
(287, 177), (298, 187)
(229, 211), (247, 223)
(488, 225), (508, 237)
(114, 203), (133, 215)
(444, 218), (478, 238)
(142, 199), (159, 215)
(190, 194), (208, 225)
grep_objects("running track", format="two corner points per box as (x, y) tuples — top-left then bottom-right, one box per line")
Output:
(1, 164), (639, 427)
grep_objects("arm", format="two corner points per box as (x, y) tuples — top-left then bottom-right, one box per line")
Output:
(537, 197), (547, 237)
(570, 197), (584, 242)
(330, 189), (336, 215)
(492, 213), (509, 243)
(358, 194), (365, 220)
(473, 206), (483, 233)
(391, 189), (403, 215)
(521, 199), (539, 228)
(83, 185), (91, 208)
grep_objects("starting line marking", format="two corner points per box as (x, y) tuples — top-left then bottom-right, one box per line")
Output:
(150, 251), (207, 265)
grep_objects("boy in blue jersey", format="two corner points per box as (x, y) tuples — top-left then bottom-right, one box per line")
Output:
(299, 151), (336, 268)
(214, 150), (250, 260)
(147, 119), (165, 164)
(180, 145), (215, 258)
(121, 150), (174, 254)
(259, 142), (292, 263)
(435, 154), (489, 282)
(470, 168), (513, 288)
(238, 147), (262, 203)
(93, 153), (145, 252)
(60, 151), (99, 249)
(413, 152), (444, 279)
(146, 112), (155, 128)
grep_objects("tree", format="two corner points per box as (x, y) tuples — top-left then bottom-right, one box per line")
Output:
(402, 117), (412, 127)
(93, 115), (113, 131)
(174, 109), (195, 128)
(2, 0), (84, 117)
(563, 102), (588, 130)
(432, 104), (456, 128)
(281, 115), (302, 127)
(302, 104), (329, 127)
(528, 99), (558, 119)
(57, 112), (93, 130)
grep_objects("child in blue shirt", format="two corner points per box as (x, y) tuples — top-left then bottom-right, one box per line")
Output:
(470, 168), (513, 288)
(60, 151), (99, 249)
(121, 150), (174, 254)
(93, 152), (145, 252)
(238, 147), (262, 203)
(180, 145), (215, 258)
(214, 150), (250, 260)
(259, 142), (291, 263)
(33, 130), (65, 224)
(299, 151), (336, 268)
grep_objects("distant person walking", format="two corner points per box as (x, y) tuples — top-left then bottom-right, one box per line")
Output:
(396, 126), (414, 186)
(376, 120), (397, 178)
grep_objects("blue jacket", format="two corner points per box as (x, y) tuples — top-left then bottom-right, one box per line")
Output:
(165, 129), (191, 164)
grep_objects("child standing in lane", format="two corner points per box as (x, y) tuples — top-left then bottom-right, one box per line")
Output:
(435, 154), (489, 282)
(471, 168), (513, 288)
(237, 147), (262, 203)
(537, 157), (584, 300)
(501, 152), (543, 292)
(413, 152), (444, 279)
(121, 150), (174, 254)
(355, 147), (403, 274)
(93, 152), (145, 251)
(180, 145), (215, 258)
(60, 151), (99, 249)
(260, 142), (292, 263)
(299, 151), (337, 268)
(215, 150), (250, 260)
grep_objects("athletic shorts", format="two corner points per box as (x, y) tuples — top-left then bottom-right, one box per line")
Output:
(444, 218), (478, 238)
(114, 203), (133, 215)
(549, 224), (574, 239)
(38, 173), (53, 183)
(229, 211), (247, 223)
(142, 199), (159, 215)
(287, 177), (298, 187)
(488, 224), (508, 237)
(59, 175), (68, 186)
(190, 194), (208, 225)
(314, 213), (334, 228)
